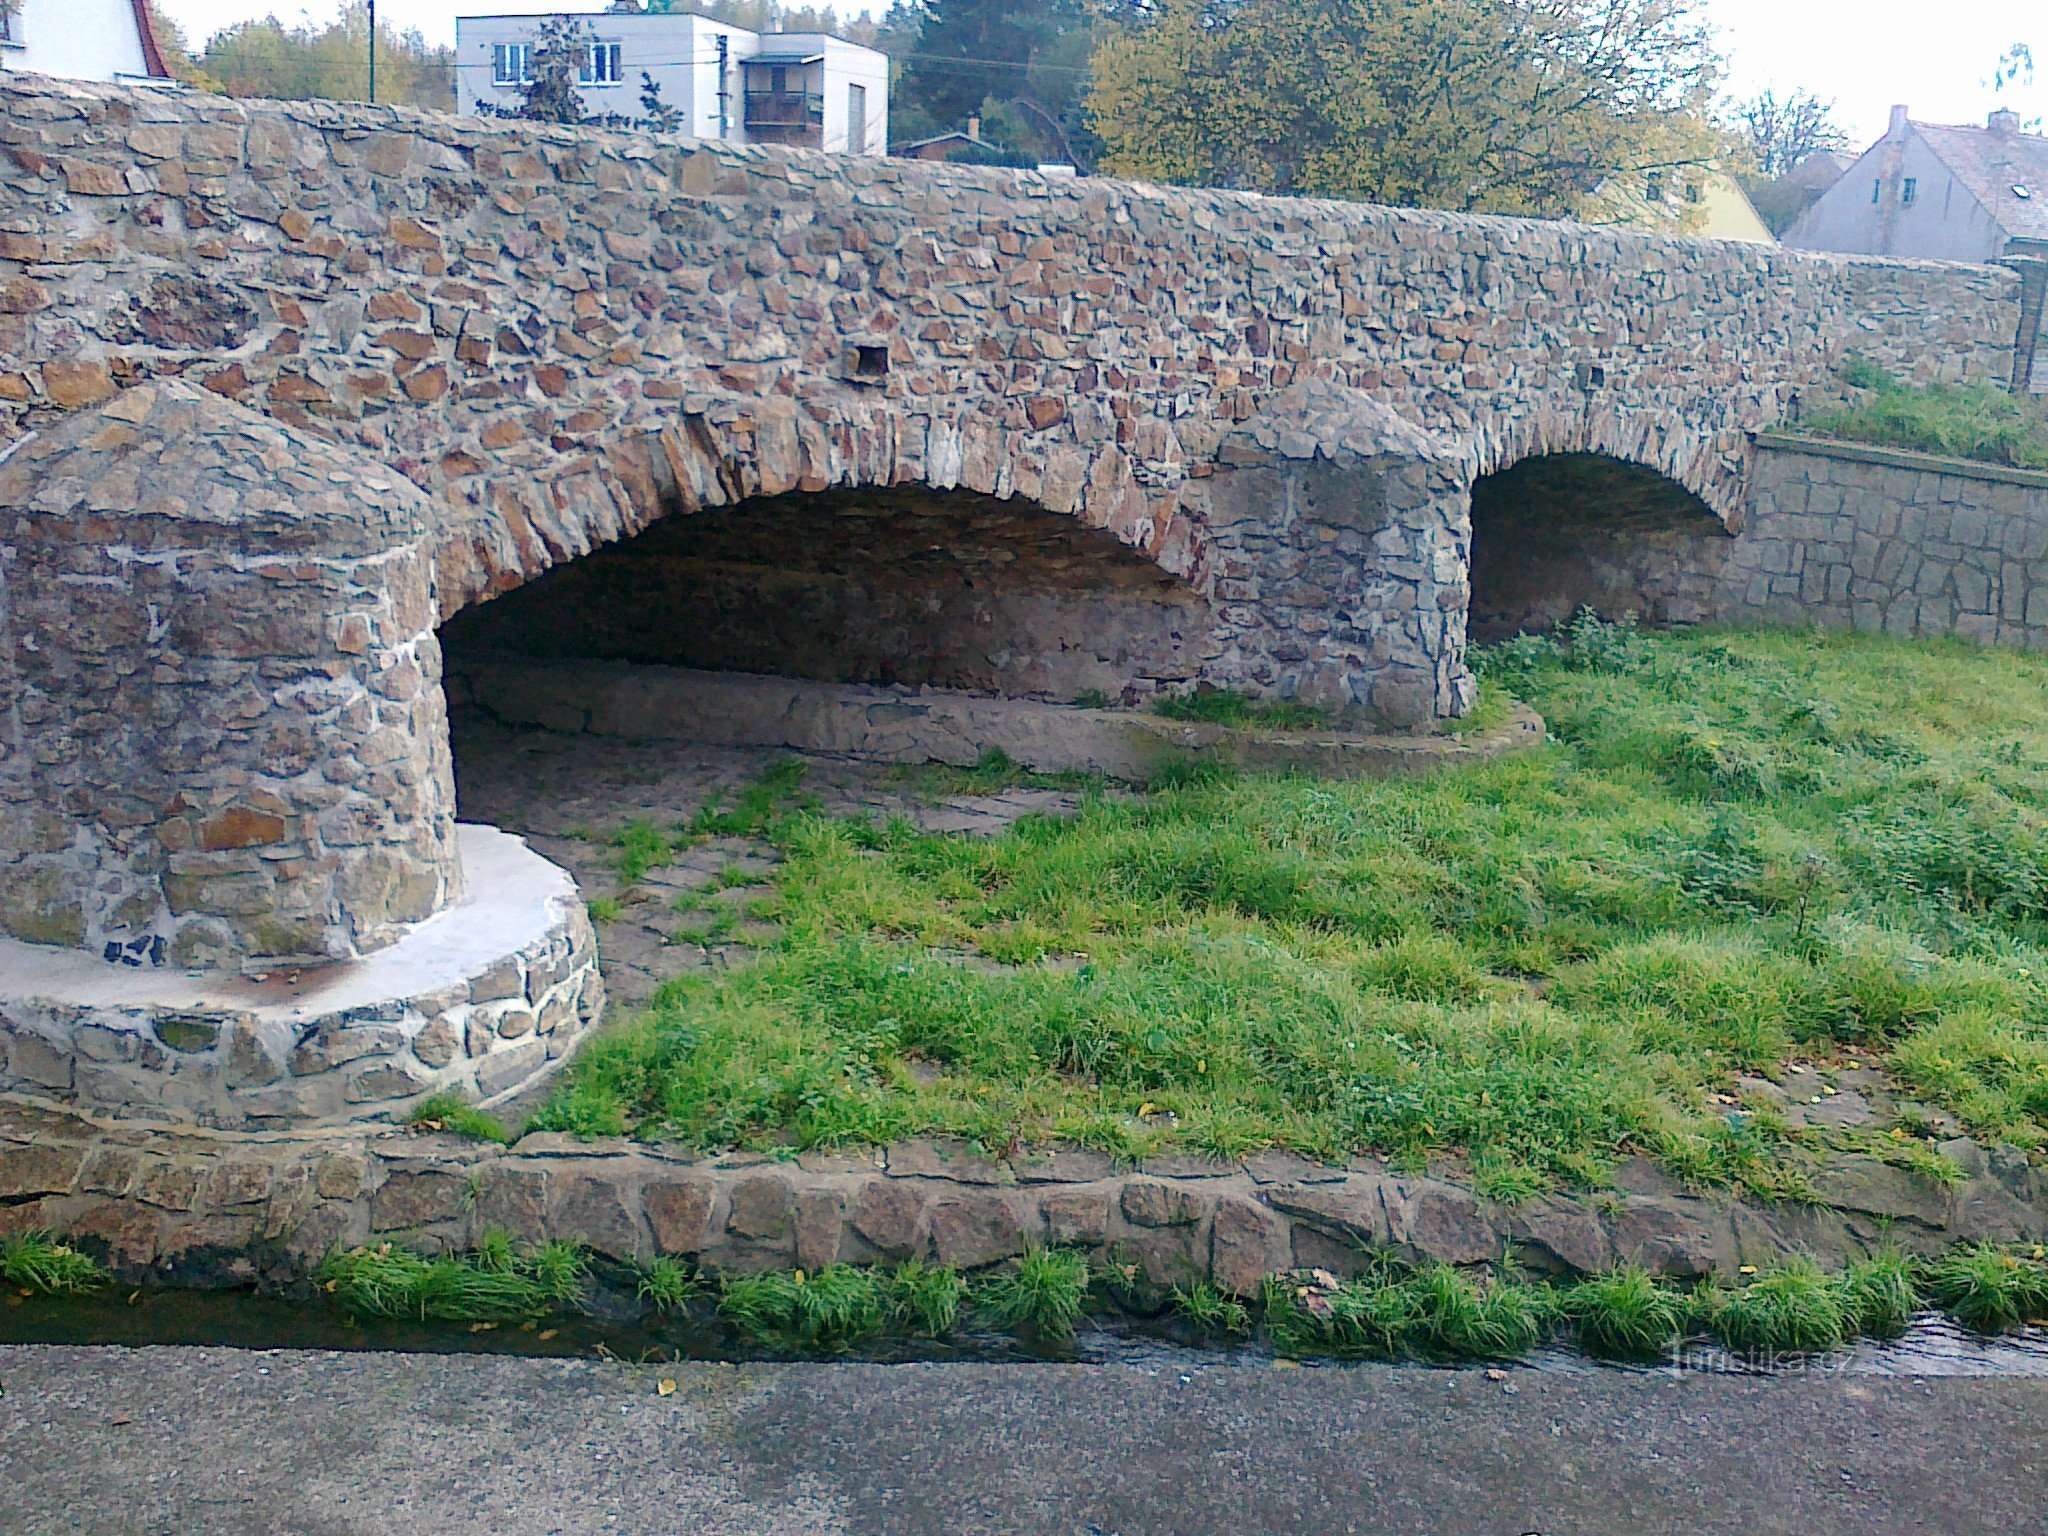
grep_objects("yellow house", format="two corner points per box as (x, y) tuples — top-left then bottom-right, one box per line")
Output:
(1588, 166), (1776, 243)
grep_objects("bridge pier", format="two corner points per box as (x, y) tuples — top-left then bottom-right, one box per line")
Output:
(0, 384), (600, 1129)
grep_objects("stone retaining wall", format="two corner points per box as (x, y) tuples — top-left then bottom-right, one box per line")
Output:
(5, 1102), (2041, 1291)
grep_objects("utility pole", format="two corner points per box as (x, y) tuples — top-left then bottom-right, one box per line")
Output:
(367, 0), (377, 103)
(715, 33), (729, 139)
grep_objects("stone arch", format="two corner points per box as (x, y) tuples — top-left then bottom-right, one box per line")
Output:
(434, 400), (1224, 714)
(1461, 405), (1750, 533)
(431, 399), (1208, 625)
(1463, 447), (1735, 643)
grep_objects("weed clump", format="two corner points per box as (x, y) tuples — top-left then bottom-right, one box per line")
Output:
(718, 1264), (884, 1352)
(408, 1092), (513, 1144)
(1704, 1258), (1850, 1356)
(1563, 1266), (1686, 1359)
(0, 1230), (108, 1295)
(636, 1258), (701, 1313)
(318, 1236), (586, 1322)
(1922, 1243), (2048, 1333)
(1841, 1250), (1921, 1338)
(974, 1247), (1092, 1340)
(882, 1259), (966, 1337)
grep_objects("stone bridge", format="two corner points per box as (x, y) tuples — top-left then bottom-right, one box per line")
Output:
(0, 77), (2028, 1127)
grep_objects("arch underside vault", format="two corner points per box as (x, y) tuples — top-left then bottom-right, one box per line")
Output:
(1466, 452), (1735, 642)
(439, 481), (1213, 704)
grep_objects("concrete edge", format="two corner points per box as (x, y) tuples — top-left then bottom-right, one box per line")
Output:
(1754, 431), (2048, 490)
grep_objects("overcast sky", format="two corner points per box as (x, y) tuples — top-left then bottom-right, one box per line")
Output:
(153, 0), (2043, 149)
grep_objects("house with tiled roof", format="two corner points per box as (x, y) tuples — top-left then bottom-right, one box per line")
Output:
(0, 0), (171, 83)
(1786, 105), (2048, 263)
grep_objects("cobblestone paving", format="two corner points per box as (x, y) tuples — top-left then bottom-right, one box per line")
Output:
(451, 711), (1081, 1009)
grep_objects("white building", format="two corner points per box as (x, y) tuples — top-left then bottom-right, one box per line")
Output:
(1, 0), (173, 83)
(454, 5), (888, 155)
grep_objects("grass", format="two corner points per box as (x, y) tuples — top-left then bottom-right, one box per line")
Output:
(1153, 687), (1327, 731)
(1562, 1266), (1687, 1359)
(0, 1230), (108, 1295)
(1920, 1243), (2048, 1333)
(535, 615), (2048, 1197)
(718, 1264), (885, 1352)
(973, 1246), (1092, 1339)
(1803, 357), (2048, 470)
(637, 1257), (701, 1313)
(318, 1236), (587, 1322)
(1171, 1280), (1253, 1338)
(1703, 1257), (1851, 1355)
(408, 1092), (513, 1144)
(883, 1259), (967, 1337)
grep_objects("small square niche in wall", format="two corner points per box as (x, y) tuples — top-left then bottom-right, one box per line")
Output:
(850, 344), (890, 382)
(1573, 361), (1606, 392)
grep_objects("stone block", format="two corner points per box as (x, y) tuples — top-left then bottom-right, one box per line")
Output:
(928, 1194), (1026, 1269)
(371, 1169), (470, 1230)
(549, 1171), (644, 1259)
(726, 1174), (792, 1240)
(850, 1178), (927, 1257)
(645, 1177), (716, 1253)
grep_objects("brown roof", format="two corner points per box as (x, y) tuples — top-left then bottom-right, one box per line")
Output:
(130, 0), (172, 77)
(1914, 119), (2048, 244)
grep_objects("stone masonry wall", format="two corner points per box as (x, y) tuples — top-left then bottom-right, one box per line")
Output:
(6, 1109), (2042, 1293)
(0, 76), (2022, 721)
(0, 382), (461, 965)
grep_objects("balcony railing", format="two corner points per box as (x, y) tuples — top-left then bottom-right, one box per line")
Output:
(743, 90), (825, 128)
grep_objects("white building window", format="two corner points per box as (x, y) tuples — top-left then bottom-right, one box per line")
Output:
(582, 42), (623, 86)
(0, 6), (23, 45)
(492, 43), (531, 87)
(1901, 176), (1917, 206)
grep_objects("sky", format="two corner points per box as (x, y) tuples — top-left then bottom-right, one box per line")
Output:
(152, 0), (2046, 150)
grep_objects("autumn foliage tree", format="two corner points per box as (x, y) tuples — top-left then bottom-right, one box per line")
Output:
(1084, 0), (1725, 216)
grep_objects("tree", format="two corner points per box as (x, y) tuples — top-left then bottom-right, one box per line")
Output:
(1736, 90), (1848, 180)
(893, 0), (1099, 163)
(195, 3), (454, 109)
(491, 14), (590, 125)
(1990, 43), (2041, 131)
(1084, 0), (1725, 217)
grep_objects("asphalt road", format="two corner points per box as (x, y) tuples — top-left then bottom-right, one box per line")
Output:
(1, 1345), (2042, 1536)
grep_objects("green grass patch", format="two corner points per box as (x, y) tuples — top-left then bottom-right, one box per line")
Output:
(1153, 687), (1327, 731)
(1562, 1265), (1687, 1359)
(0, 1230), (108, 1295)
(882, 1259), (966, 1337)
(535, 619), (2048, 1187)
(636, 1257), (702, 1313)
(1804, 357), (2048, 469)
(318, 1236), (587, 1322)
(1921, 1243), (2048, 1333)
(408, 1092), (513, 1144)
(973, 1246), (1092, 1339)
(1703, 1257), (1851, 1355)
(1171, 1279), (1254, 1339)
(718, 1263), (885, 1352)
